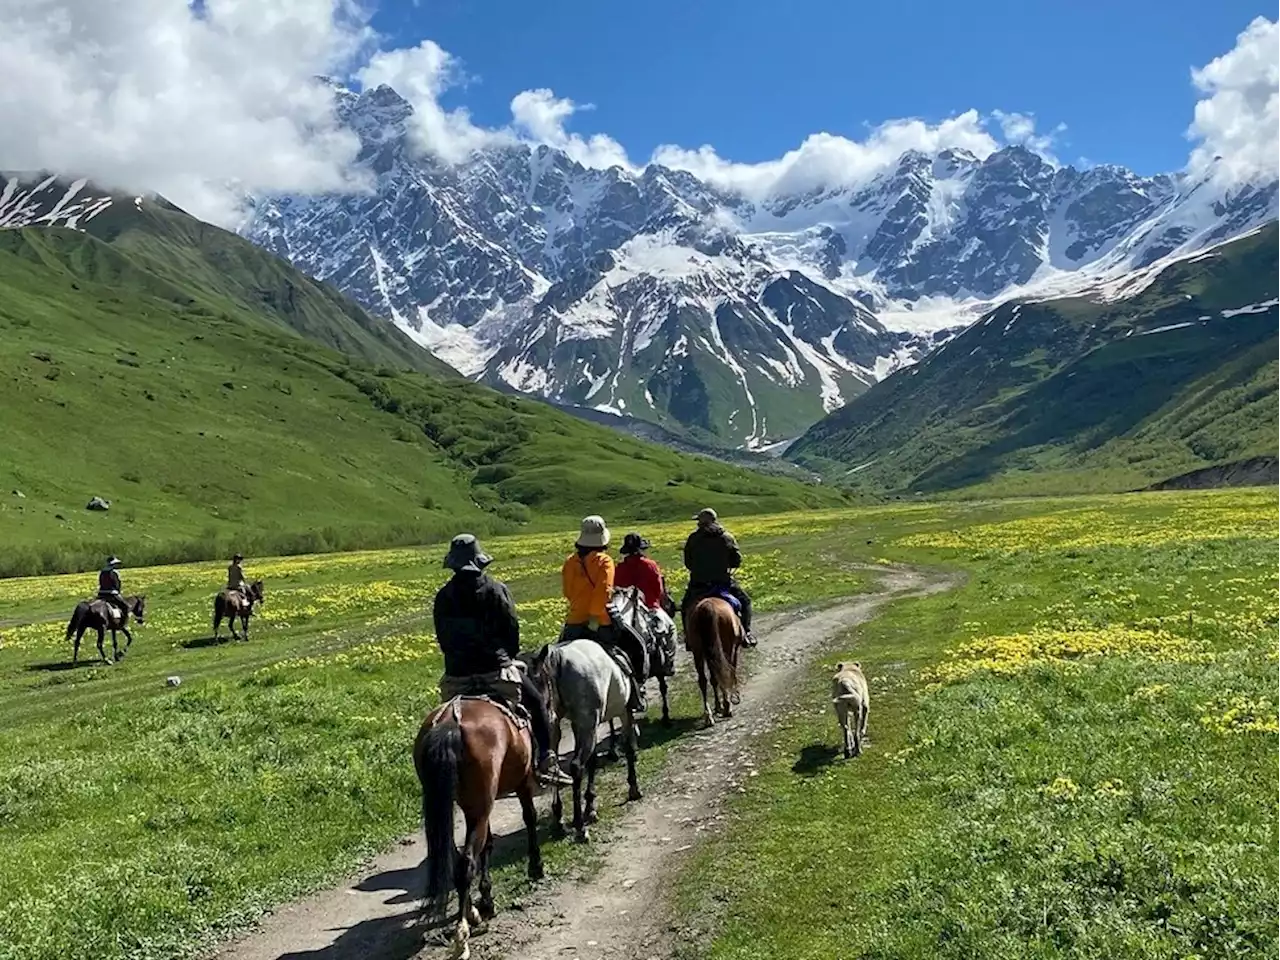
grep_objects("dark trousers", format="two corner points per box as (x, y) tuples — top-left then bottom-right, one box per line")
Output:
(682, 581), (752, 631)
(97, 591), (128, 620)
(520, 672), (554, 759)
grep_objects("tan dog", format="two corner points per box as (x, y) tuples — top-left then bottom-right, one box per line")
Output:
(831, 662), (869, 758)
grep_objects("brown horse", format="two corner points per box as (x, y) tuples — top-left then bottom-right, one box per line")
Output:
(414, 697), (543, 959)
(685, 596), (742, 727)
(213, 580), (265, 641)
(66, 595), (147, 665)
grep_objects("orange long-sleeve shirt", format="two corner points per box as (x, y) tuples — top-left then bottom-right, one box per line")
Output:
(562, 549), (614, 625)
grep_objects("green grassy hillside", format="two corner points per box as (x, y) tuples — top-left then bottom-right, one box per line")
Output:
(0, 213), (842, 577)
(789, 224), (1279, 495)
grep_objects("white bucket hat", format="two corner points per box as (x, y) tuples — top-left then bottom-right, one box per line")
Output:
(576, 515), (611, 549)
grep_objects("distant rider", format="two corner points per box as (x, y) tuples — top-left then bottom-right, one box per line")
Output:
(560, 516), (648, 712)
(434, 534), (569, 786)
(97, 555), (128, 622)
(615, 532), (678, 675)
(227, 553), (249, 596)
(681, 508), (756, 646)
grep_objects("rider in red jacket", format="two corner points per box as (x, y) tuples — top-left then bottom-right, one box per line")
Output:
(615, 533), (666, 610)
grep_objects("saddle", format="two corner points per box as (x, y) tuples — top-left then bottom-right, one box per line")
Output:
(432, 693), (531, 730)
(712, 588), (742, 615)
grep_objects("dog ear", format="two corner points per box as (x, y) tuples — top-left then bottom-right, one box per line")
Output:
(835, 662), (844, 671)
(853, 661), (861, 669)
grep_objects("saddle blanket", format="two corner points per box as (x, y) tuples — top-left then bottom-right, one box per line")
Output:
(713, 589), (742, 615)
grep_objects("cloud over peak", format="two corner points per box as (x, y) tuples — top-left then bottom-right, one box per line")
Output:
(0, 2), (1273, 225)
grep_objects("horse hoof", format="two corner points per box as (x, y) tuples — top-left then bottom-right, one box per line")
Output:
(628, 786), (643, 802)
(478, 899), (496, 921)
(467, 905), (482, 927)
(528, 860), (544, 881)
(661, 715), (672, 727)
(551, 821), (566, 840)
(584, 808), (599, 825)
(574, 828), (591, 844)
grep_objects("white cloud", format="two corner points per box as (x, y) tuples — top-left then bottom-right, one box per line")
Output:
(0, 0), (373, 225)
(1187, 16), (1279, 185)
(990, 110), (1066, 164)
(357, 40), (503, 162)
(510, 89), (632, 170)
(0, 3), (1272, 228)
(651, 111), (1000, 200)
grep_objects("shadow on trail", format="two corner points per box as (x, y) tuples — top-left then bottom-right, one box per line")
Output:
(637, 714), (703, 751)
(274, 911), (423, 960)
(792, 742), (842, 776)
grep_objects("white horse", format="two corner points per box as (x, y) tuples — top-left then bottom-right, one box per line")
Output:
(526, 639), (642, 842)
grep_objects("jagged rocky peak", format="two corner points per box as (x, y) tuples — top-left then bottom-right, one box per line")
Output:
(237, 79), (1278, 448)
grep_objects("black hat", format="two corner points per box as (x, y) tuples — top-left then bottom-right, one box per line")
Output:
(232, 553), (244, 562)
(620, 532), (651, 556)
(443, 534), (492, 573)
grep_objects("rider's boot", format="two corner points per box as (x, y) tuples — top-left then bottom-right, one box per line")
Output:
(536, 749), (572, 786)
(742, 627), (758, 648)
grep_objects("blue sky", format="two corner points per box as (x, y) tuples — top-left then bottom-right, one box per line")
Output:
(372, 0), (1273, 175)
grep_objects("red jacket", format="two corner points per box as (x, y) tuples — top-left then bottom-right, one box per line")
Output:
(615, 554), (665, 610)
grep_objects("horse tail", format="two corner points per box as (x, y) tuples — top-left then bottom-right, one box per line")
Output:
(212, 594), (222, 630)
(65, 605), (81, 641)
(696, 602), (737, 699)
(415, 716), (461, 911)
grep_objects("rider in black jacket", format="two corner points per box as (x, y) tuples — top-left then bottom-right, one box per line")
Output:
(433, 534), (568, 785)
(681, 508), (756, 646)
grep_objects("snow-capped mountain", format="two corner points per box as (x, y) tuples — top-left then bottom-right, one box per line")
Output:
(0, 175), (122, 228)
(239, 83), (1278, 447)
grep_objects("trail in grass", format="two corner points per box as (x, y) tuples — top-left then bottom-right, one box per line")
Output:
(215, 565), (956, 960)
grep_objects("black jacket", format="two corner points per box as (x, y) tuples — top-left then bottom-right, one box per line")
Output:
(433, 571), (520, 676)
(683, 524), (743, 584)
(98, 567), (122, 594)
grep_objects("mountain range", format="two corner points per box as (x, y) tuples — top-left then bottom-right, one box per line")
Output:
(236, 82), (1278, 447)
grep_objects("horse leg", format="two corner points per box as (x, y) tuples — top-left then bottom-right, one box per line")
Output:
(96, 626), (108, 664)
(583, 751), (600, 827)
(517, 783), (544, 881)
(605, 718), (619, 763)
(213, 605), (222, 640)
(658, 674), (671, 726)
(118, 625), (134, 660)
(242, 614), (250, 642)
(477, 830), (495, 920)
(624, 717), (642, 802)
(73, 626), (82, 665)
(694, 651), (713, 727)
(453, 813), (485, 959)
(229, 613), (241, 642)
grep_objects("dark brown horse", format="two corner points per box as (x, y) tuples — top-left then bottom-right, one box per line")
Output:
(414, 697), (543, 959)
(66, 595), (147, 665)
(213, 580), (264, 641)
(685, 596), (742, 727)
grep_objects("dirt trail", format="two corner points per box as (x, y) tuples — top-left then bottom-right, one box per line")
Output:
(216, 567), (954, 960)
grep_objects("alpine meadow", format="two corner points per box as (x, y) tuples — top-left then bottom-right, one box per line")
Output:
(0, 5), (1277, 960)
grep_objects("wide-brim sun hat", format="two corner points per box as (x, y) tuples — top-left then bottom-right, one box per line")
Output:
(106, 555), (122, 566)
(443, 534), (493, 573)
(232, 553), (244, 562)
(576, 515), (611, 549)
(620, 532), (651, 555)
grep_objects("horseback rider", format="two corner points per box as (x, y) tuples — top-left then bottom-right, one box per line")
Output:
(226, 553), (249, 597)
(616, 532), (678, 675)
(433, 534), (569, 786)
(97, 555), (128, 623)
(560, 516), (649, 713)
(681, 508), (756, 646)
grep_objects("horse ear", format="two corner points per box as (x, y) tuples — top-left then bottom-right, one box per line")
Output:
(534, 644), (549, 667)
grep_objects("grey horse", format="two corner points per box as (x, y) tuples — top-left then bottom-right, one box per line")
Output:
(526, 639), (642, 843)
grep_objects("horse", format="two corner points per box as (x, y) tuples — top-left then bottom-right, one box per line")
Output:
(66, 595), (147, 665)
(213, 580), (265, 641)
(413, 696), (544, 960)
(609, 585), (678, 725)
(526, 639), (642, 843)
(831, 662), (870, 758)
(684, 596), (742, 727)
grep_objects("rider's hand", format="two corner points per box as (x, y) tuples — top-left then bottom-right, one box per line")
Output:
(587, 617), (600, 632)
